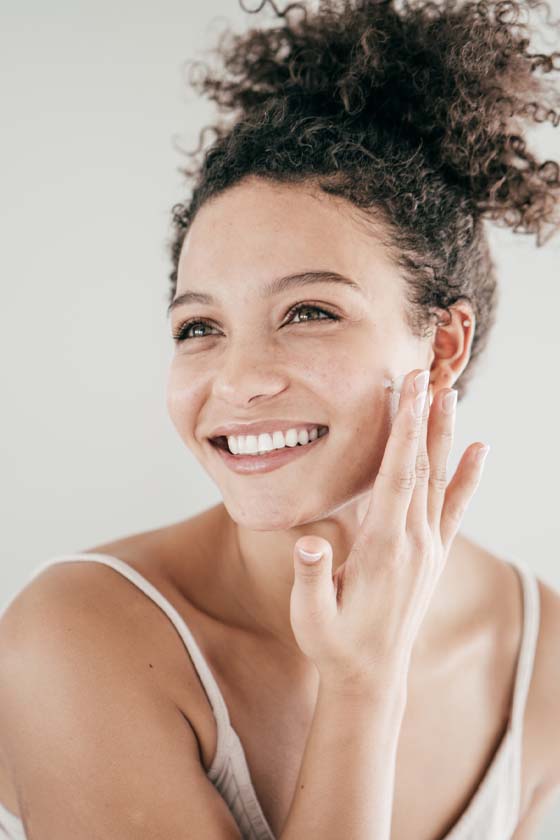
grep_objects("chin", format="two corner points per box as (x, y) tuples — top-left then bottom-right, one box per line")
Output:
(221, 500), (316, 533)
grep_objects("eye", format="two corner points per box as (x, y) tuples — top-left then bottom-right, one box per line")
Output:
(171, 303), (340, 343)
(284, 303), (339, 326)
(172, 319), (218, 342)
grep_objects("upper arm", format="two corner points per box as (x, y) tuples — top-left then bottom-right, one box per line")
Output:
(0, 564), (241, 840)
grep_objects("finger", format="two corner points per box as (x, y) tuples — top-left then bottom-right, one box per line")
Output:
(361, 368), (430, 540)
(426, 387), (457, 531)
(292, 538), (336, 625)
(405, 376), (433, 535)
(440, 443), (490, 548)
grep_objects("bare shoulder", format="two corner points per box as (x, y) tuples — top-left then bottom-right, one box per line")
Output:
(0, 554), (173, 794)
(0, 504), (225, 679)
(0, 549), (180, 691)
(0, 532), (243, 837)
(0, 511), (219, 707)
(456, 536), (560, 787)
(477, 539), (560, 789)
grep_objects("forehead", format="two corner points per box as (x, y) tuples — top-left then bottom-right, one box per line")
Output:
(177, 176), (403, 302)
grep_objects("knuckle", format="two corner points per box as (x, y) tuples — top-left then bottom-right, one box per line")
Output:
(408, 528), (431, 557)
(379, 532), (407, 567)
(428, 466), (448, 493)
(384, 531), (406, 552)
(391, 468), (416, 494)
(405, 424), (422, 443)
(444, 498), (468, 526)
(414, 454), (430, 483)
(439, 428), (454, 443)
(363, 529), (400, 554)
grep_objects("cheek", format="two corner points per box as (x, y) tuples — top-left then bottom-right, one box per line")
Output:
(298, 341), (362, 387)
(165, 365), (200, 438)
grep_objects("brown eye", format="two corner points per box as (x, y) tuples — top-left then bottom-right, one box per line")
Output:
(286, 304), (337, 324)
(172, 319), (217, 342)
(171, 303), (339, 344)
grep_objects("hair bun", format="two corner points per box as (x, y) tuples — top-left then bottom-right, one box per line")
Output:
(184, 0), (560, 244)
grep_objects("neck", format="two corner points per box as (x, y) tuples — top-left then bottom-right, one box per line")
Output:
(212, 502), (469, 669)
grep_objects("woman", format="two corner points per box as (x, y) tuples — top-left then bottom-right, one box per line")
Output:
(0, 0), (559, 837)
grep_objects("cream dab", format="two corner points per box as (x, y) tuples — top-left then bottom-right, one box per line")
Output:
(383, 373), (406, 427)
(384, 372), (433, 426)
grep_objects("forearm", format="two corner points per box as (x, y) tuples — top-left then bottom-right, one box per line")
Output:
(279, 677), (408, 840)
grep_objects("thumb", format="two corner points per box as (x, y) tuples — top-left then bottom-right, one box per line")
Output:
(292, 538), (336, 623)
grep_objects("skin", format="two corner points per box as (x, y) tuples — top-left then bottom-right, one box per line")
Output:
(1, 174), (558, 838)
(166, 173), (481, 673)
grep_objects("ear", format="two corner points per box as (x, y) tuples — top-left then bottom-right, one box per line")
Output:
(427, 303), (476, 396)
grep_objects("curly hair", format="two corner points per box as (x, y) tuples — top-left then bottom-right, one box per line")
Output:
(166, 0), (560, 400)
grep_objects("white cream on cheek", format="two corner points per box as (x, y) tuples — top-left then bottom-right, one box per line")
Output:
(384, 371), (435, 427)
(384, 373), (406, 427)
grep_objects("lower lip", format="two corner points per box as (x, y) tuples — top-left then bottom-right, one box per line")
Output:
(208, 431), (329, 475)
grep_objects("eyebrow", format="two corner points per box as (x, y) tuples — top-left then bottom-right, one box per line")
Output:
(166, 270), (362, 317)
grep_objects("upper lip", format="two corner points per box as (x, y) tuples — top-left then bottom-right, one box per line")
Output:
(207, 420), (329, 439)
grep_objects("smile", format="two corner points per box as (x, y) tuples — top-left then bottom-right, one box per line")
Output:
(208, 428), (329, 475)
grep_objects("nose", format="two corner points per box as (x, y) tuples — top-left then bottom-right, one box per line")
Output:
(210, 339), (290, 406)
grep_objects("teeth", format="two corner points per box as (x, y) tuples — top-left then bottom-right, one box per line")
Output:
(297, 429), (310, 446)
(226, 426), (326, 456)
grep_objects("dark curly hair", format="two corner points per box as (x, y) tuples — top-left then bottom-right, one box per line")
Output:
(166, 0), (560, 400)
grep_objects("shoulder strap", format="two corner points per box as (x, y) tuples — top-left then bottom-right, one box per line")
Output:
(24, 553), (235, 772)
(507, 556), (541, 735)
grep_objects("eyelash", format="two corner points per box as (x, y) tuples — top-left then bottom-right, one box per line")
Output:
(171, 302), (341, 343)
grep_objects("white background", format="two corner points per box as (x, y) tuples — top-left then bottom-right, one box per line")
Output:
(1, 0), (559, 836)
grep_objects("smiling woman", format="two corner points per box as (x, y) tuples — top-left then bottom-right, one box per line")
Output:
(1, 1), (560, 839)
(166, 0), (560, 403)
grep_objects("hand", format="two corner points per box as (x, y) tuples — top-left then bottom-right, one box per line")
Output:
(289, 368), (490, 690)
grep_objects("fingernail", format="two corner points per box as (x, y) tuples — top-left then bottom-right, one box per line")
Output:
(475, 445), (490, 464)
(297, 547), (323, 563)
(414, 370), (430, 394)
(413, 391), (427, 417)
(442, 389), (458, 414)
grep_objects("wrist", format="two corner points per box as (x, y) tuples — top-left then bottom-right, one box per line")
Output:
(318, 668), (408, 708)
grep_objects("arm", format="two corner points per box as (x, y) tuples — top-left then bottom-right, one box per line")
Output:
(279, 677), (407, 840)
(0, 563), (242, 840)
(279, 369), (483, 839)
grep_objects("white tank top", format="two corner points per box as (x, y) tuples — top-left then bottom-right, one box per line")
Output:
(0, 551), (541, 840)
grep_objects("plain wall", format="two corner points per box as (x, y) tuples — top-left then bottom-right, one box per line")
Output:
(1, 0), (559, 836)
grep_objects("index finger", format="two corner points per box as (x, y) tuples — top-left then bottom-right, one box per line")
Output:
(366, 368), (430, 537)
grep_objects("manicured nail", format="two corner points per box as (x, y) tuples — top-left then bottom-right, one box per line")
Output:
(414, 370), (430, 394)
(297, 547), (323, 563)
(475, 445), (490, 464)
(442, 390), (457, 415)
(413, 391), (427, 417)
